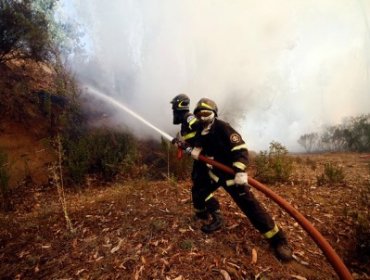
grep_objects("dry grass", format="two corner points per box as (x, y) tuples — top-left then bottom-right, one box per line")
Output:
(1, 153), (369, 279)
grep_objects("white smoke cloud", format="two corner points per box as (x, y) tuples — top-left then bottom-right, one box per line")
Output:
(61, 0), (370, 152)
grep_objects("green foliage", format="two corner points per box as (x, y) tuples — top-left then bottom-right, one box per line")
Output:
(0, 0), (53, 63)
(167, 139), (193, 180)
(161, 138), (192, 181)
(62, 136), (89, 184)
(316, 162), (345, 186)
(88, 129), (137, 180)
(62, 128), (138, 185)
(0, 0), (83, 64)
(345, 114), (370, 152)
(139, 138), (192, 181)
(254, 141), (293, 183)
(46, 72), (139, 185)
(298, 114), (370, 152)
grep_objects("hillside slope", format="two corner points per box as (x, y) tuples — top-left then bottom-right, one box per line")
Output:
(0, 153), (369, 279)
(0, 61), (59, 190)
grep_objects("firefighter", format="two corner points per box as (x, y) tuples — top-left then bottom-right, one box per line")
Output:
(190, 97), (293, 261)
(170, 94), (224, 233)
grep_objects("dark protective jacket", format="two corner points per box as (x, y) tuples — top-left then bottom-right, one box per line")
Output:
(178, 112), (220, 213)
(196, 119), (249, 181)
(194, 118), (287, 243)
(179, 112), (201, 145)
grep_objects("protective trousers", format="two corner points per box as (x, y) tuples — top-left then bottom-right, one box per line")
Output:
(191, 161), (220, 215)
(221, 180), (286, 243)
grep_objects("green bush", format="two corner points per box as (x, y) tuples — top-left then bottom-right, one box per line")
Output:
(0, 0), (81, 65)
(254, 141), (293, 183)
(316, 162), (345, 186)
(62, 128), (138, 185)
(137, 138), (192, 181)
(0, 0), (53, 64)
(87, 129), (138, 180)
(164, 139), (192, 181)
(62, 136), (89, 184)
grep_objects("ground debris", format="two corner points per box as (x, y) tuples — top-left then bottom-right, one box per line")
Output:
(251, 248), (258, 264)
(1, 153), (368, 279)
(290, 274), (307, 280)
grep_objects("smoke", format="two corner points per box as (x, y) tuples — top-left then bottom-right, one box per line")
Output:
(61, 0), (370, 152)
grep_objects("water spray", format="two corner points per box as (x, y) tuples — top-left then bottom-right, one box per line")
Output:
(85, 86), (173, 142)
(84, 86), (352, 280)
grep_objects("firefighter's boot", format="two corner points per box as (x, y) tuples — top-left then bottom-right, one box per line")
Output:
(201, 211), (223, 233)
(270, 235), (293, 262)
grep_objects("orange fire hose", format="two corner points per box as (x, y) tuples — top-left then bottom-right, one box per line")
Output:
(197, 154), (353, 280)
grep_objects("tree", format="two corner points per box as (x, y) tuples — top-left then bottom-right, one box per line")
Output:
(298, 132), (319, 152)
(345, 114), (370, 152)
(0, 0), (82, 65)
(0, 0), (55, 64)
(298, 113), (370, 153)
(33, 0), (84, 58)
(321, 126), (347, 152)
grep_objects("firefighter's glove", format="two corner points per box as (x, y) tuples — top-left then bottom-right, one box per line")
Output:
(171, 137), (179, 145)
(172, 138), (188, 150)
(191, 147), (202, 160)
(234, 172), (248, 186)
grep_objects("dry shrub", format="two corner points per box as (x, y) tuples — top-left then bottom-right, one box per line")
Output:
(316, 162), (345, 186)
(355, 180), (370, 264)
(254, 141), (293, 183)
(305, 157), (317, 170)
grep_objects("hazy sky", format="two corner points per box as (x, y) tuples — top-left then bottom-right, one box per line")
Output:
(60, 0), (370, 152)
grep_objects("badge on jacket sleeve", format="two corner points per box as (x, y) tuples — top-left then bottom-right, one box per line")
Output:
(230, 133), (241, 143)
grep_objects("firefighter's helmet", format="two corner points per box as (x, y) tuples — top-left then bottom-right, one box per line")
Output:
(171, 94), (190, 111)
(194, 98), (218, 116)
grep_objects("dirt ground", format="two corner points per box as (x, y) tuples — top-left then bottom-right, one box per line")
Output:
(0, 152), (369, 280)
